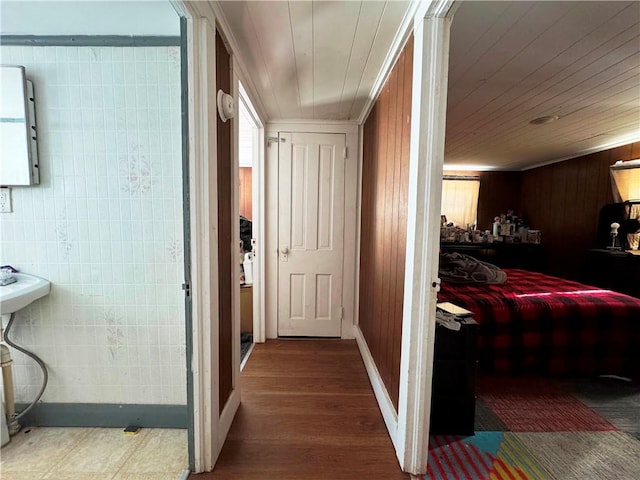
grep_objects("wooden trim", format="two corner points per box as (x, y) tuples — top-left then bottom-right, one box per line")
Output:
(358, 0), (424, 125)
(268, 121), (359, 134)
(254, 126), (267, 343)
(178, 14), (195, 472)
(396, 2), (456, 475)
(0, 35), (180, 46)
(235, 71), (266, 345)
(15, 403), (187, 428)
(231, 54), (242, 407)
(217, 388), (240, 447)
(354, 327), (399, 450)
(521, 134), (640, 171)
(354, 124), (364, 328)
(265, 129), (279, 340)
(174, 0), (249, 473)
(174, 4), (218, 472)
(208, 1), (268, 122)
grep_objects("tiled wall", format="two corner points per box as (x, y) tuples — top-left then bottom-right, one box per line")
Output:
(0, 46), (186, 405)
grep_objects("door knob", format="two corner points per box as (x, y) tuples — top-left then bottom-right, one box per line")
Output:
(280, 246), (289, 254)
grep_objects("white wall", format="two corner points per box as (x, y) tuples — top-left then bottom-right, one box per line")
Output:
(0, 45), (186, 405)
(0, 1), (180, 36)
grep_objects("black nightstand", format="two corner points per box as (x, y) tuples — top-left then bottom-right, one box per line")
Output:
(582, 249), (640, 298)
(429, 318), (478, 435)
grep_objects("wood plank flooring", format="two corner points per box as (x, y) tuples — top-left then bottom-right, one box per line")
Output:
(197, 339), (408, 480)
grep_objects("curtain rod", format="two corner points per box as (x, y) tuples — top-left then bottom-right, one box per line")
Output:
(442, 175), (480, 181)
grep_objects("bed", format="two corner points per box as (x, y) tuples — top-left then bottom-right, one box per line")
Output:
(438, 269), (640, 378)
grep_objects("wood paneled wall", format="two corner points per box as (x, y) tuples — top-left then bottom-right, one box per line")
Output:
(359, 37), (413, 410)
(477, 171), (522, 231)
(216, 31), (233, 414)
(519, 141), (640, 279)
(239, 167), (252, 219)
(475, 141), (640, 278)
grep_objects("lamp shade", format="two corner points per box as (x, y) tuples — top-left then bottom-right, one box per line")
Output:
(610, 159), (640, 203)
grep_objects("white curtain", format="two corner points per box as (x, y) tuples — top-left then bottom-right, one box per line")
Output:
(441, 178), (480, 228)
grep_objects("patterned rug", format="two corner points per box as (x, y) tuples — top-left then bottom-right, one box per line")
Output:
(427, 432), (552, 480)
(425, 377), (640, 480)
(516, 431), (640, 480)
(477, 377), (616, 432)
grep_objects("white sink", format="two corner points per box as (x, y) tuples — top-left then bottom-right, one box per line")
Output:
(0, 273), (51, 315)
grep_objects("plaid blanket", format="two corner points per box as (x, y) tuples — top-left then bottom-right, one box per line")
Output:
(438, 269), (640, 377)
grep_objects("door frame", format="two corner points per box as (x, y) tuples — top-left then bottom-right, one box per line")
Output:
(166, 1), (234, 473)
(237, 82), (266, 344)
(351, 0), (457, 474)
(396, 0), (457, 474)
(265, 121), (359, 340)
(172, 0), (268, 472)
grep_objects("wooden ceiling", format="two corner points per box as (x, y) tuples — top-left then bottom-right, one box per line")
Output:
(217, 0), (411, 121)
(446, 1), (640, 170)
(7, 1), (635, 170)
(221, 1), (639, 170)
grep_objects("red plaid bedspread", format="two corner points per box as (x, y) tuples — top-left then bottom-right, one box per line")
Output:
(438, 269), (640, 377)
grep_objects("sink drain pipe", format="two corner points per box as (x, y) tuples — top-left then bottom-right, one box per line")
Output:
(1, 343), (16, 425)
(2, 312), (48, 434)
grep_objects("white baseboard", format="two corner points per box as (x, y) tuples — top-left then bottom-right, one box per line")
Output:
(354, 326), (398, 451)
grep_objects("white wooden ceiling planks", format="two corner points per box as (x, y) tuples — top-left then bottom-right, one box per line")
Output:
(218, 0), (639, 169)
(218, 0), (411, 121)
(445, 1), (640, 169)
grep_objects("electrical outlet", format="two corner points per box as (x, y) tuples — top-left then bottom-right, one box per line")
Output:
(0, 188), (12, 213)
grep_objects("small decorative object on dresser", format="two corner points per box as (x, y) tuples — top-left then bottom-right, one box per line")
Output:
(527, 230), (541, 244)
(608, 222), (621, 250)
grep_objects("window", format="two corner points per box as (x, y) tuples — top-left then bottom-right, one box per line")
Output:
(441, 176), (480, 228)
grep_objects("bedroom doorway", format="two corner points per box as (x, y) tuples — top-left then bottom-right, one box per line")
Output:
(238, 82), (263, 366)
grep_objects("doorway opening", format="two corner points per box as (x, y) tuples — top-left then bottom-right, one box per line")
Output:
(238, 82), (262, 368)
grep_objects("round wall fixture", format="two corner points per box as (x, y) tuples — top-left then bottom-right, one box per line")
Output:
(217, 90), (235, 122)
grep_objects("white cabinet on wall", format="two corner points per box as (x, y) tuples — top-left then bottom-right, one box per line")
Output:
(0, 65), (39, 186)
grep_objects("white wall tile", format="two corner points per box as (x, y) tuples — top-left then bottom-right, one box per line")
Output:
(0, 46), (185, 405)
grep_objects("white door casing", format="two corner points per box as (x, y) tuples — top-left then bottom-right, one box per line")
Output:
(171, 0), (246, 472)
(396, 0), (457, 475)
(277, 132), (346, 337)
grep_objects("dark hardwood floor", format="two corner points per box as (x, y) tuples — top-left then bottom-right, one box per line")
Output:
(195, 339), (408, 480)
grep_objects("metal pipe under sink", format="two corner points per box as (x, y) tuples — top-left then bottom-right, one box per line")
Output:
(2, 313), (49, 435)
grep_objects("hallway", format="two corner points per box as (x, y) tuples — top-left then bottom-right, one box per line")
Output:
(197, 339), (408, 479)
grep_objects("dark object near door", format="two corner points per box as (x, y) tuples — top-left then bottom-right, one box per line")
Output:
(430, 318), (478, 435)
(240, 216), (252, 252)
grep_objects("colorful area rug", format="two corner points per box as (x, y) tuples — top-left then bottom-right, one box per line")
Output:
(516, 431), (640, 480)
(425, 377), (640, 479)
(427, 432), (552, 479)
(477, 377), (616, 432)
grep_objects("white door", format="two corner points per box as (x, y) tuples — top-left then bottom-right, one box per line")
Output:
(278, 132), (345, 337)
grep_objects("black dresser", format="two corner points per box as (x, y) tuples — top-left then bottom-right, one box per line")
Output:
(429, 318), (478, 435)
(582, 249), (640, 298)
(441, 242), (544, 271)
